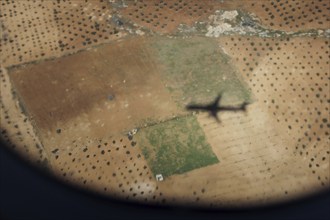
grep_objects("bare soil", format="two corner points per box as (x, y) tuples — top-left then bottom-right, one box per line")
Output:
(10, 37), (181, 151)
(119, 0), (330, 35)
(50, 134), (158, 202)
(0, 0), (125, 67)
(0, 68), (48, 167)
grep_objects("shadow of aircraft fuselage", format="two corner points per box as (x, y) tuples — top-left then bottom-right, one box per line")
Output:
(186, 93), (249, 122)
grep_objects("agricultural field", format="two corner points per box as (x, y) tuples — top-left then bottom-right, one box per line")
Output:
(0, 0), (329, 209)
(136, 115), (219, 178)
(150, 37), (252, 106)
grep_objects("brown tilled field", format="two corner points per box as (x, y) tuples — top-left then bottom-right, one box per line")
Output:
(0, 0), (329, 208)
(9, 37), (181, 150)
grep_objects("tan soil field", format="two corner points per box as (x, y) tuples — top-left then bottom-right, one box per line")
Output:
(10, 37), (181, 154)
(0, 67), (48, 166)
(1, 0), (126, 67)
(50, 134), (158, 202)
(120, 0), (330, 34)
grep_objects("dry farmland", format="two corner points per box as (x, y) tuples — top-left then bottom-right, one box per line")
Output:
(0, 0), (329, 208)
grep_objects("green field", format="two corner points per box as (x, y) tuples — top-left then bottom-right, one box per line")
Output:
(151, 36), (252, 106)
(136, 115), (219, 178)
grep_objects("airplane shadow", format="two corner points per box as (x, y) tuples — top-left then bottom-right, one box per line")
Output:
(185, 93), (250, 123)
